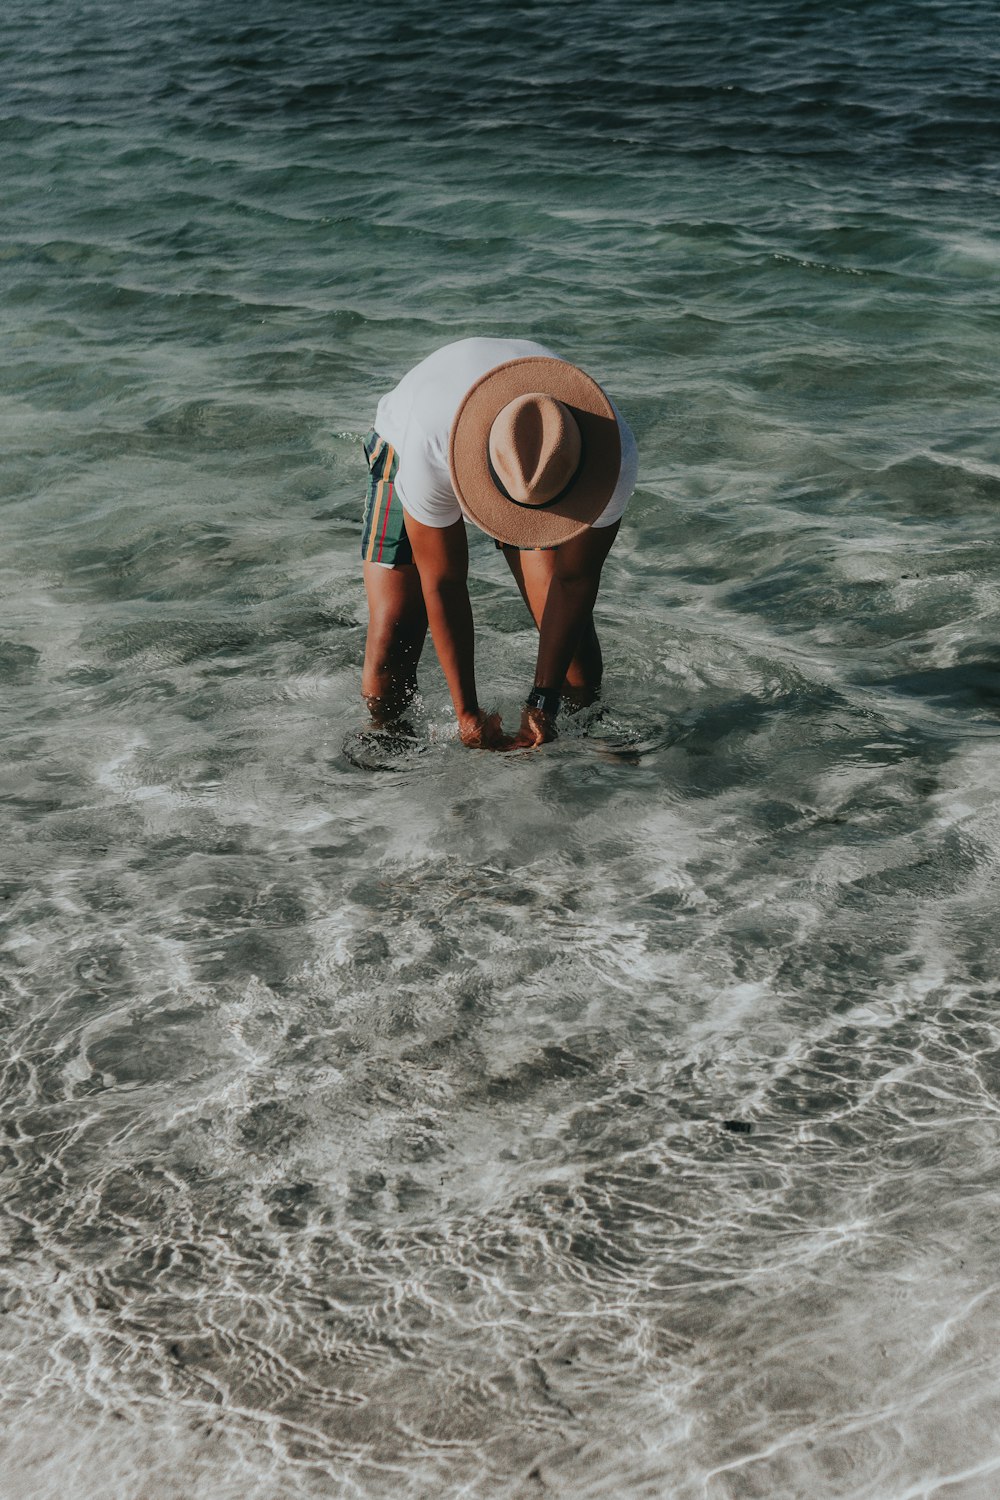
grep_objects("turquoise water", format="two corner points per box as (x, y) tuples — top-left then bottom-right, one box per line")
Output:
(4, 2), (1000, 1496)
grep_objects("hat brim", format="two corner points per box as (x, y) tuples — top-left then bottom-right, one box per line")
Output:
(448, 357), (621, 548)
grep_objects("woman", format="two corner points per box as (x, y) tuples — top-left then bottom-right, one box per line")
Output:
(360, 337), (638, 749)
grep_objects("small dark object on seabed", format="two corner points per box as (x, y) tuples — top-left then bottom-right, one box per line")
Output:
(722, 1119), (754, 1135)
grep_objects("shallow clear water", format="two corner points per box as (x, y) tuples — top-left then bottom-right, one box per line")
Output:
(3, 2), (1000, 1496)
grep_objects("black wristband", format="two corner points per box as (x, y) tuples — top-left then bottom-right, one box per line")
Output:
(526, 686), (561, 718)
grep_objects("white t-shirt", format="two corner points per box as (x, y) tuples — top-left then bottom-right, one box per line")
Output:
(373, 337), (638, 531)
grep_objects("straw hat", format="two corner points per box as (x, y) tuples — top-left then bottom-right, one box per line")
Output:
(448, 356), (621, 548)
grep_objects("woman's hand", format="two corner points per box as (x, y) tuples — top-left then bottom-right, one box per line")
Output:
(512, 705), (558, 749)
(458, 710), (511, 750)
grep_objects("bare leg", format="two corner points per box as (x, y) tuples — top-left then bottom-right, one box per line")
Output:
(500, 546), (603, 705)
(362, 560), (427, 726)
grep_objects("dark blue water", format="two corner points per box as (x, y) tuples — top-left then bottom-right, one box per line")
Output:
(3, 3), (1000, 1496)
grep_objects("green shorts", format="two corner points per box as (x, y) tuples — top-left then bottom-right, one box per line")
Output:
(361, 430), (411, 568)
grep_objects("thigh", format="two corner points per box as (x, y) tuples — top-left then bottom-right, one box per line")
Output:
(500, 545), (556, 628)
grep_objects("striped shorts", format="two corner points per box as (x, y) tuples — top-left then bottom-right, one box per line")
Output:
(361, 430), (411, 568)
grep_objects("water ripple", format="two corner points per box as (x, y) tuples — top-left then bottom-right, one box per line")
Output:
(4, 0), (1000, 1494)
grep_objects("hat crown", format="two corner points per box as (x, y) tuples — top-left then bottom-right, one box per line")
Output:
(488, 393), (582, 507)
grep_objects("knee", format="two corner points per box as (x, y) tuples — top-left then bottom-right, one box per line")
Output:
(370, 614), (424, 665)
(364, 605), (426, 683)
(365, 609), (400, 666)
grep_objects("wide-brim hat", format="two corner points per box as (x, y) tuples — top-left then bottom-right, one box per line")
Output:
(448, 356), (621, 548)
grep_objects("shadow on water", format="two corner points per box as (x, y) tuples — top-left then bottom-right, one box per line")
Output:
(876, 657), (1000, 718)
(647, 678), (956, 800)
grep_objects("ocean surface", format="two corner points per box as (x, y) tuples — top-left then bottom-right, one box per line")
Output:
(3, 1), (1000, 1495)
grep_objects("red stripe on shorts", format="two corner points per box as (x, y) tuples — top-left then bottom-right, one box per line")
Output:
(375, 478), (395, 562)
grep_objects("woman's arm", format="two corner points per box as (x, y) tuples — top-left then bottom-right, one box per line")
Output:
(516, 521), (620, 747)
(404, 511), (507, 748)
